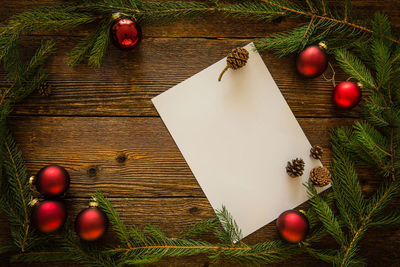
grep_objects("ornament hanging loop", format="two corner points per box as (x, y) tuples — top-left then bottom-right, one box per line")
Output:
(112, 12), (135, 21)
(346, 76), (363, 88)
(318, 41), (327, 50)
(322, 62), (336, 87)
(89, 196), (99, 207)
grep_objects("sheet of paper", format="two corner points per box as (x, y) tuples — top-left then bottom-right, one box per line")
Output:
(152, 43), (329, 239)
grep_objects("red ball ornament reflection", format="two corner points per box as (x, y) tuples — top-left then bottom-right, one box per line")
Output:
(110, 17), (142, 50)
(75, 201), (108, 241)
(276, 210), (309, 243)
(31, 199), (67, 233)
(296, 42), (328, 78)
(333, 81), (362, 109)
(31, 165), (70, 197)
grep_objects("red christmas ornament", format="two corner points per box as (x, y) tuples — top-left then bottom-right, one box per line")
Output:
(296, 42), (328, 78)
(75, 199), (108, 241)
(31, 199), (67, 233)
(333, 81), (362, 109)
(276, 210), (309, 243)
(110, 15), (142, 51)
(30, 165), (70, 197)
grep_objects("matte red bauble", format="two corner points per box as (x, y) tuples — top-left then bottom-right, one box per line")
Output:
(31, 199), (67, 233)
(276, 210), (309, 243)
(110, 17), (142, 50)
(75, 201), (108, 241)
(31, 165), (70, 197)
(333, 81), (362, 109)
(296, 42), (328, 78)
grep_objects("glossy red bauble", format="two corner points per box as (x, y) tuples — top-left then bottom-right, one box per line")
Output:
(31, 199), (67, 233)
(296, 44), (328, 78)
(333, 81), (362, 109)
(276, 210), (309, 243)
(32, 165), (70, 197)
(75, 205), (108, 241)
(110, 17), (142, 50)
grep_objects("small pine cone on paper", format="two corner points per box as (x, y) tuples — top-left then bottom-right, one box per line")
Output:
(310, 145), (323, 160)
(286, 158), (305, 177)
(309, 166), (331, 186)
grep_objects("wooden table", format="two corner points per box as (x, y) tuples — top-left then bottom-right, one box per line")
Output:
(1, 1), (400, 266)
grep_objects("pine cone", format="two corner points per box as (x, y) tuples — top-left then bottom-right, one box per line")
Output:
(309, 166), (331, 186)
(38, 81), (52, 97)
(218, 47), (249, 81)
(310, 145), (323, 160)
(286, 158), (305, 177)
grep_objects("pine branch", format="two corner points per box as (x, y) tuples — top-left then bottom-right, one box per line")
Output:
(2, 131), (32, 251)
(87, 20), (112, 68)
(306, 183), (347, 247)
(215, 206), (243, 246)
(370, 209), (400, 227)
(255, 22), (316, 57)
(179, 217), (220, 239)
(93, 192), (132, 249)
(0, 40), (56, 108)
(335, 49), (376, 90)
(331, 130), (365, 232)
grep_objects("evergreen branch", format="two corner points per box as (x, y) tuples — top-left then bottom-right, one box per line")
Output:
(67, 27), (103, 67)
(215, 206), (243, 246)
(344, 0), (351, 22)
(338, 177), (399, 266)
(93, 192), (132, 249)
(0, 40), (55, 108)
(88, 21), (112, 68)
(179, 217), (220, 239)
(335, 49), (376, 90)
(128, 225), (148, 246)
(2, 131), (31, 252)
(260, 0), (399, 44)
(306, 183), (347, 246)
(306, 0), (315, 13)
(370, 209), (400, 227)
(255, 23), (316, 56)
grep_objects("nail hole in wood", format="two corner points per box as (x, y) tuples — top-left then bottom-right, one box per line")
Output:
(88, 166), (98, 177)
(189, 207), (199, 214)
(360, 179), (367, 185)
(272, 16), (284, 24)
(117, 154), (127, 163)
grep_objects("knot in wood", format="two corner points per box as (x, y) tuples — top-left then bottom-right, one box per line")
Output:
(88, 166), (98, 177)
(116, 154), (127, 163)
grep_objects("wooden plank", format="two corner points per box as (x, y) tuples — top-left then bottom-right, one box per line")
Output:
(7, 116), (384, 198)
(1, 0), (400, 38)
(1, 197), (399, 266)
(7, 116), (347, 198)
(1, 36), (356, 117)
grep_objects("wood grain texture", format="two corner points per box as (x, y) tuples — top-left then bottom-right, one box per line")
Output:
(6, 116), (361, 198)
(0, 36), (354, 118)
(1, 0), (400, 266)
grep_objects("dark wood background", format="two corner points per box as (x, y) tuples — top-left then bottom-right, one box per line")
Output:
(1, 0), (400, 266)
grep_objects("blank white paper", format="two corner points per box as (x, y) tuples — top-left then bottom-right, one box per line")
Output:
(152, 43), (329, 239)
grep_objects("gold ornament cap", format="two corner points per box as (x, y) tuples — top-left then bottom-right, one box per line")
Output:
(29, 176), (35, 185)
(318, 41), (327, 50)
(29, 198), (39, 207)
(112, 12), (122, 20)
(89, 197), (99, 207)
